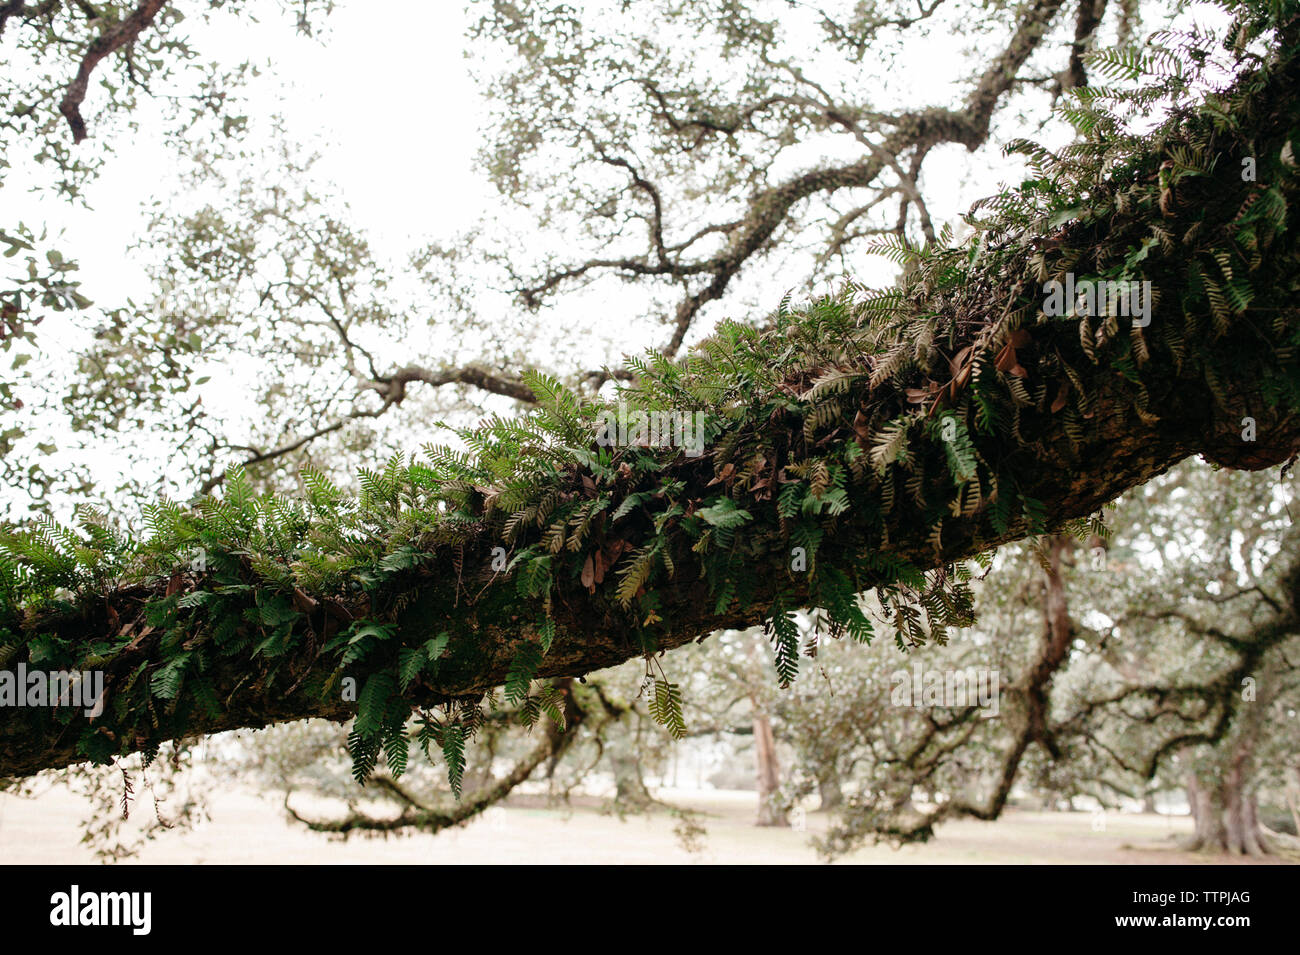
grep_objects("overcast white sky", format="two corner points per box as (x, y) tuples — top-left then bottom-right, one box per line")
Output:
(13, 1), (492, 304)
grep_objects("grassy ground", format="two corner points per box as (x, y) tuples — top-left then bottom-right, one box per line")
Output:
(2, 785), (1295, 864)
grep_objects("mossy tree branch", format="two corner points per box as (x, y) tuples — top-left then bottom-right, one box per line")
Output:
(3, 10), (1299, 781)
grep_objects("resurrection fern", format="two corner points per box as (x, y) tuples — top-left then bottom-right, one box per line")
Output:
(648, 678), (687, 740)
(766, 601), (802, 687)
(504, 643), (543, 706)
(440, 722), (466, 798)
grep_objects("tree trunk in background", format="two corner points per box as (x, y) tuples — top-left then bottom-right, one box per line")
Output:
(1241, 794), (1264, 857)
(1184, 753), (1270, 855)
(1190, 769), (1227, 852)
(610, 750), (654, 808)
(752, 707), (788, 827)
(818, 774), (844, 812)
(1223, 766), (1247, 855)
(1285, 766), (1300, 836)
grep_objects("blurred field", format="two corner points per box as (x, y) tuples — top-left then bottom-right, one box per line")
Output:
(2, 785), (1295, 864)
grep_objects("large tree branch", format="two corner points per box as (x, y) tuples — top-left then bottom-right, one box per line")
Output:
(4, 25), (1300, 779)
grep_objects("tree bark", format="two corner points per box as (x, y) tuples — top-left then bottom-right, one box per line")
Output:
(1184, 758), (1270, 856)
(751, 706), (788, 827)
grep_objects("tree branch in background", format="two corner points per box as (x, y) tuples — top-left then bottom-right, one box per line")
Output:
(59, 0), (167, 142)
(506, 0), (1070, 357)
